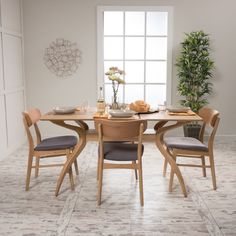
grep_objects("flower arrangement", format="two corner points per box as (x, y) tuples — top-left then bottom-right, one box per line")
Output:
(105, 67), (125, 109)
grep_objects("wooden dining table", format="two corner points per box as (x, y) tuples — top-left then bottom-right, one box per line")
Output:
(41, 108), (202, 197)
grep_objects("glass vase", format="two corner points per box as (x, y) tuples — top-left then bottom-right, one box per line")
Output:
(111, 96), (120, 110)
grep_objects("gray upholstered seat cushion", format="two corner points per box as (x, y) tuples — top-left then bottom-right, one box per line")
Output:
(164, 137), (208, 151)
(34, 135), (77, 151)
(102, 142), (144, 161)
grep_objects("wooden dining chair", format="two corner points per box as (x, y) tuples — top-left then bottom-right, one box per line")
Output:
(94, 119), (147, 206)
(22, 108), (79, 194)
(163, 107), (220, 192)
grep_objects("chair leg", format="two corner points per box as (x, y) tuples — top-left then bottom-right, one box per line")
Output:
(133, 161), (138, 180)
(201, 156), (206, 177)
(163, 159), (168, 177)
(35, 156), (40, 178)
(169, 156), (176, 192)
(138, 161), (144, 206)
(97, 158), (104, 206)
(97, 156), (100, 181)
(169, 169), (175, 192)
(26, 152), (33, 191)
(68, 167), (75, 190)
(74, 158), (79, 175)
(66, 154), (75, 190)
(131, 141), (137, 181)
(209, 153), (217, 190)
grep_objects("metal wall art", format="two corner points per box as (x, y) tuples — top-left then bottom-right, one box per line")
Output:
(44, 38), (80, 78)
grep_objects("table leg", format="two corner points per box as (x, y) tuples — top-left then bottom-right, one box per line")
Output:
(75, 120), (89, 131)
(154, 121), (188, 197)
(50, 120), (87, 196)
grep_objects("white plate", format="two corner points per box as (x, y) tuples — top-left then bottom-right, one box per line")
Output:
(53, 106), (76, 114)
(167, 106), (190, 113)
(109, 110), (136, 118)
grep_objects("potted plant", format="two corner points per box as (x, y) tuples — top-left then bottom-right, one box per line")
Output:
(176, 30), (214, 138)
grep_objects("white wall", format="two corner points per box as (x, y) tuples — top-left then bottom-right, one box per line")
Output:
(23, 0), (236, 135)
(0, 0), (25, 160)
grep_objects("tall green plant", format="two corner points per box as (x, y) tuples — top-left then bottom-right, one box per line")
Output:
(176, 31), (214, 112)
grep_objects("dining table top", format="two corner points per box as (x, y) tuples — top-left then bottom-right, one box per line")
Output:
(40, 108), (202, 122)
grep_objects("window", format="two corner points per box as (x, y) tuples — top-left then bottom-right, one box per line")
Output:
(97, 6), (173, 107)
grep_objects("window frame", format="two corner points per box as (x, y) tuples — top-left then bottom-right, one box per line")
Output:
(97, 6), (173, 105)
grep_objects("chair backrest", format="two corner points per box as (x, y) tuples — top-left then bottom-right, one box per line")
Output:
(199, 107), (219, 128)
(94, 119), (147, 141)
(198, 107), (220, 149)
(22, 108), (42, 148)
(23, 108), (41, 127)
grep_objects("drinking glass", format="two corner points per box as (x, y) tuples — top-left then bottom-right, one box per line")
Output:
(158, 104), (166, 112)
(81, 100), (89, 112)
